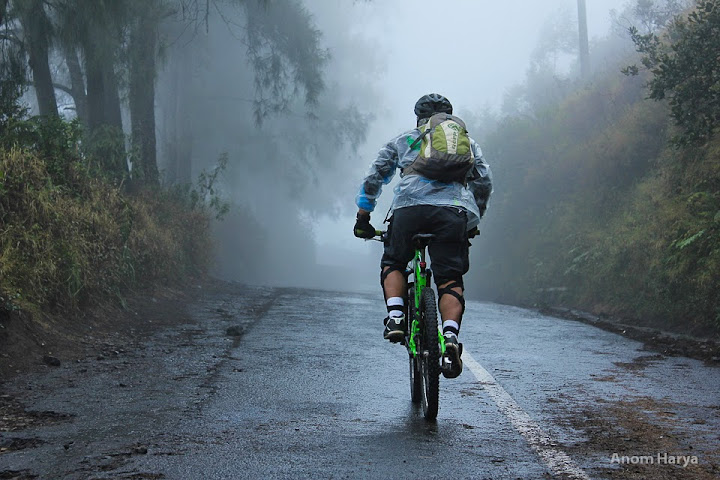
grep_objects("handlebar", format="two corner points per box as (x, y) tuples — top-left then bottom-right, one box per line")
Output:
(366, 228), (478, 242)
(369, 230), (386, 242)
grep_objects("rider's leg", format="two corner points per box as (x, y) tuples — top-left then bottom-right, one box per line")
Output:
(438, 279), (464, 332)
(382, 266), (407, 322)
(437, 278), (465, 336)
(380, 266), (407, 342)
(426, 207), (469, 337)
(380, 208), (417, 342)
(426, 206), (469, 378)
(382, 267), (406, 301)
(435, 277), (465, 378)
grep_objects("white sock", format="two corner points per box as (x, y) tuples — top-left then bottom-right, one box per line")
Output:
(443, 320), (460, 336)
(387, 297), (404, 318)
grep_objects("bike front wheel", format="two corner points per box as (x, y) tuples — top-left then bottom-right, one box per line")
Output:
(409, 355), (422, 403)
(419, 287), (440, 420)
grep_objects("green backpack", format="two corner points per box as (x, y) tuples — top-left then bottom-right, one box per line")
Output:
(403, 113), (474, 184)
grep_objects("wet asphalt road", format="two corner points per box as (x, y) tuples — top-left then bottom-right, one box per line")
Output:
(1, 285), (719, 479)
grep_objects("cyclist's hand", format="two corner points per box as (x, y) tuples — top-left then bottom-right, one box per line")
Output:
(354, 211), (375, 239)
(468, 227), (480, 238)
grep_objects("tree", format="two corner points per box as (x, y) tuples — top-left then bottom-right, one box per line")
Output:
(4, 0), (343, 190)
(0, 0), (26, 125)
(157, 0), (332, 184)
(633, 0), (690, 33)
(625, 0), (720, 145)
(577, 0), (589, 78)
(15, 0), (58, 116)
(60, 43), (87, 126)
(243, 0), (328, 124)
(51, 0), (128, 182)
(53, 0), (126, 131)
(128, 1), (171, 185)
(0, 0), (8, 26)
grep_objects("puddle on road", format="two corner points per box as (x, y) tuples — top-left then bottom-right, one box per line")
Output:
(0, 395), (74, 432)
(613, 354), (666, 372)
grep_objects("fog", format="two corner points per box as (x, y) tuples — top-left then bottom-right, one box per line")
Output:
(155, 0), (632, 293)
(307, 0), (630, 292)
(2, 0), (706, 335)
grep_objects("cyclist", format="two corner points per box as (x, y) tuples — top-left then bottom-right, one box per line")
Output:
(353, 93), (492, 378)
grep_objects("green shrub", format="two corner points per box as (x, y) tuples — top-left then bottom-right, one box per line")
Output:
(475, 33), (719, 336)
(0, 142), (212, 314)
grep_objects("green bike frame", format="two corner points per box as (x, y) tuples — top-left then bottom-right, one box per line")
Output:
(408, 247), (445, 357)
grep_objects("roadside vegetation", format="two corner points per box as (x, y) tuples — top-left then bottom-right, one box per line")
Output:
(0, 0), (358, 326)
(2, 0), (717, 343)
(0, 0), (335, 322)
(472, 0), (720, 337)
(0, 113), (214, 316)
(0, 0), (370, 377)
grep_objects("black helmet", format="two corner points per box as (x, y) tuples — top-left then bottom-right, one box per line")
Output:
(414, 93), (453, 119)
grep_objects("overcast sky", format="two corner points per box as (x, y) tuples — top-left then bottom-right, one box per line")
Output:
(310, 0), (630, 119)
(306, 0), (632, 263)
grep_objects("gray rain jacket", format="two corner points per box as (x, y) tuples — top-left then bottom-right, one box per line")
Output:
(356, 126), (493, 229)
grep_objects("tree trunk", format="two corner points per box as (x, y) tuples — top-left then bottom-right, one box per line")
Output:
(83, 24), (122, 132)
(161, 32), (193, 185)
(103, 61), (123, 129)
(129, 12), (158, 185)
(84, 50), (105, 131)
(176, 45), (193, 185)
(577, 0), (590, 78)
(62, 44), (88, 125)
(82, 20), (126, 183)
(19, 0), (58, 116)
(1, 0), (9, 27)
(162, 67), (179, 185)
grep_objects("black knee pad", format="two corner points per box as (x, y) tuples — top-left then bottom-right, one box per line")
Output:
(380, 265), (405, 287)
(436, 279), (465, 316)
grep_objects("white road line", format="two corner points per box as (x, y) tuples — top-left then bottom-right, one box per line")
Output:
(463, 350), (592, 480)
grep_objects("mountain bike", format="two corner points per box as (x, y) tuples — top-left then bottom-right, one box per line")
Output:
(375, 231), (445, 420)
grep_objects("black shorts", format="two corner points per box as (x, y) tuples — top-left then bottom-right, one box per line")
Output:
(381, 205), (469, 285)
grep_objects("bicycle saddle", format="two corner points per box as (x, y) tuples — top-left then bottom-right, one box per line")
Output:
(411, 233), (436, 248)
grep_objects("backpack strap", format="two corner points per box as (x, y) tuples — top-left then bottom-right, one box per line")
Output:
(408, 126), (432, 151)
(409, 113), (453, 150)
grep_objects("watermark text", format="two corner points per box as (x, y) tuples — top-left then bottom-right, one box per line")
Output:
(610, 453), (698, 468)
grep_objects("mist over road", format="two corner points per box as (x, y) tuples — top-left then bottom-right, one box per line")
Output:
(1, 284), (718, 479)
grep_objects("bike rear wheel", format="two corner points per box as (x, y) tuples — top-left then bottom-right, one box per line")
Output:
(419, 287), (440, 420)
(408, 287), (422, 403)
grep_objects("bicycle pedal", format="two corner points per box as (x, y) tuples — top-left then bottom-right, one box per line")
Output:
(441, 357), (463, 379)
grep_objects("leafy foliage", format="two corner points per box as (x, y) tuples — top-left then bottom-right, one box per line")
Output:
(244, 0), (329, 124)
(82, 125), (130, 185)
(0, 4), (27, 129)
(0, 116), (211, 314)
(631, 0), (690, 33)
(194, 153), (230, 220)
(625, 0), (720, 145)
(472, 0), (720, 336)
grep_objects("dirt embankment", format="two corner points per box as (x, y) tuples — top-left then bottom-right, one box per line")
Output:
(540, 306), (720, 364)
(0, 281), (209, 380)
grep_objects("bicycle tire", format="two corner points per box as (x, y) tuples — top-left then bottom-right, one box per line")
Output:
(419, 287), (440, 420)
(408, 287), (422, 403)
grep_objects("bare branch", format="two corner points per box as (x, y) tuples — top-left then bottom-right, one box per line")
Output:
(53, 82), (73, 96)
